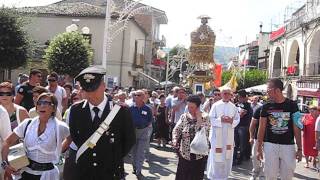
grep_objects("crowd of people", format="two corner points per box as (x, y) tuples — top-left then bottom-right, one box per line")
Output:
(0, 66), (318, 180)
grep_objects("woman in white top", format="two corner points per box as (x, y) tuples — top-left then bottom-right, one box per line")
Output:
(1, 93), (70, 180)
(0, 82), (29, 130)
(0, 105), (12, 179)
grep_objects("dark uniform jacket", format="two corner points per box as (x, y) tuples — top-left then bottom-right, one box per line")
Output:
(69, 99), (136, 180)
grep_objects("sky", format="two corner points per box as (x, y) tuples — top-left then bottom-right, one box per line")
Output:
(1, 0), (306, 48)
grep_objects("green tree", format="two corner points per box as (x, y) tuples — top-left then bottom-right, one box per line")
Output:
(222, 69), (267, 90)
(222, 70), (232, 85)
(169, 45), (187, 56)
(0, 8), (30, 71)
(44, 32), (93, 77)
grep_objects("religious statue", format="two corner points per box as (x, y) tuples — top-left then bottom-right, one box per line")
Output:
(189, 15), (216, 64)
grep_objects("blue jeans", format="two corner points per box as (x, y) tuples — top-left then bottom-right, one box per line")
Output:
(233, 126), (249, 161)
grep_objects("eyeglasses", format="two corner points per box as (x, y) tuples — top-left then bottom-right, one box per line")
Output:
(37, 100), (53, 106)
(48, 79), (56, 82)
(0, 92), (12, 96)
(36, 75), (42, 78)
(134, 94), (143, 97)
(222, 92), (231, 95)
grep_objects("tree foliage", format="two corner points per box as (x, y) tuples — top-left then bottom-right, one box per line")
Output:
(44, 32), (93, 77)
(0, 8), (30, 69)
(169, 45), (187, 56)
(222, 69), (268, 90)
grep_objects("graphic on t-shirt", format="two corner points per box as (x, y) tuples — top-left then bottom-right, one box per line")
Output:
(268, 112), (290, 134)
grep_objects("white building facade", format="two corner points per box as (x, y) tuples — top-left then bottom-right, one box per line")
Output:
(269, 1), (320, 106)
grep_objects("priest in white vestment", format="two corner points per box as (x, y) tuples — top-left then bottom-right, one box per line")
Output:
(207, 88), (240, 180)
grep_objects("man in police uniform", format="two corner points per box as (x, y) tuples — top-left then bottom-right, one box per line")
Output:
(69, 66), (136, 180)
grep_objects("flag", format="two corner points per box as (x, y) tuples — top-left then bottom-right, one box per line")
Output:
(213, 64), (222, 87)
(219, 72), (238, 92)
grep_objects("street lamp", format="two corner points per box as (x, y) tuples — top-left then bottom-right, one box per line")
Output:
(81, 26), (90, 34)
(66, 24), (78, 32)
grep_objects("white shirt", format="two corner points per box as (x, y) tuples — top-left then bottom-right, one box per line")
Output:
(13, 117), (69, 179)
(65, 108), (78, 151)
(316, 116), (320, 132)
(0, 106), (12, 161)
(251, 102), (262, 114)
(46, 85), (67, 113)
(88, 95), (108, 120)
(209, 100), (240, 128)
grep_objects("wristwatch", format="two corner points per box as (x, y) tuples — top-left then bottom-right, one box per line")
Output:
(1, 160), (8, 170)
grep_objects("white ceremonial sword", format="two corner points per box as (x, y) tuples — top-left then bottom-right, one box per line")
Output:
(76, 104), (121, 162)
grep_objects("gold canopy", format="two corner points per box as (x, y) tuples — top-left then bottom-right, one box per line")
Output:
(189, 16), (216, 64)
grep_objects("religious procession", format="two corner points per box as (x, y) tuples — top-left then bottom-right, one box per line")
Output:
(1, 0), (320, 180)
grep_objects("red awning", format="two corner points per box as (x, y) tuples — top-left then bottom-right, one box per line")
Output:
(298, 90), (320, 98)
(270, 27), (286, 41)
(152, 58), (166, 67)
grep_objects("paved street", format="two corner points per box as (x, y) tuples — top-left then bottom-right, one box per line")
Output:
(124, 143), (319, 180)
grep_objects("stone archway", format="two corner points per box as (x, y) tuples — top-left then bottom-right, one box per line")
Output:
(272, 47), (281, 77)
(287, 40), (300, 75)
(308, 30), (320, 75)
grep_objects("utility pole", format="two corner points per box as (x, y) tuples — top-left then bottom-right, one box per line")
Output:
(102, 0), (111, 83)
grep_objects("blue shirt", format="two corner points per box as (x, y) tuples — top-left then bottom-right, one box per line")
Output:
(129, 104), (153, 128)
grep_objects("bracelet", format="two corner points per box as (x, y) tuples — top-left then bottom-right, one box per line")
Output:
(1, 160), (8, 170)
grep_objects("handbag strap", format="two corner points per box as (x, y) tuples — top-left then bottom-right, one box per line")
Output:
(23, 119), (32, 138)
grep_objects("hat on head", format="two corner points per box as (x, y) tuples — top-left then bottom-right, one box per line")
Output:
(75, 66), (106, 92)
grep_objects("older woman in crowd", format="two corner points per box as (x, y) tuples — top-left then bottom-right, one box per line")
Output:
(0, 82), (29, 130)
(29, 86), (62, 121)
(172, 95), (210, 180)
(302, 105), (319, 168)
(2, 93), (69, 180)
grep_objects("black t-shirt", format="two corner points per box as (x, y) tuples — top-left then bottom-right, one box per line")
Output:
(17, 82), (35, 111)
(253, 106), (263, 139)
(260, 98), (299, 145)
(237, 102), (253, 127)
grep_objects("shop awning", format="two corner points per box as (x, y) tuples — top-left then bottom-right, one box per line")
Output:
(270, 26), (286, 41)
(245, 84), (267, 93)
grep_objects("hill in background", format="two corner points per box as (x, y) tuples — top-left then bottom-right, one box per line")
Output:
(214, 46), (238, 68)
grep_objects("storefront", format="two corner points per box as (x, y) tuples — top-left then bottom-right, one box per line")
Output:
(296, 80), (320, 107)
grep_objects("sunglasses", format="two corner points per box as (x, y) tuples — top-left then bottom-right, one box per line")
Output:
(0, 92), (13, 96)
(48, 79), (56, 82)
(37, 100), (53, 106)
